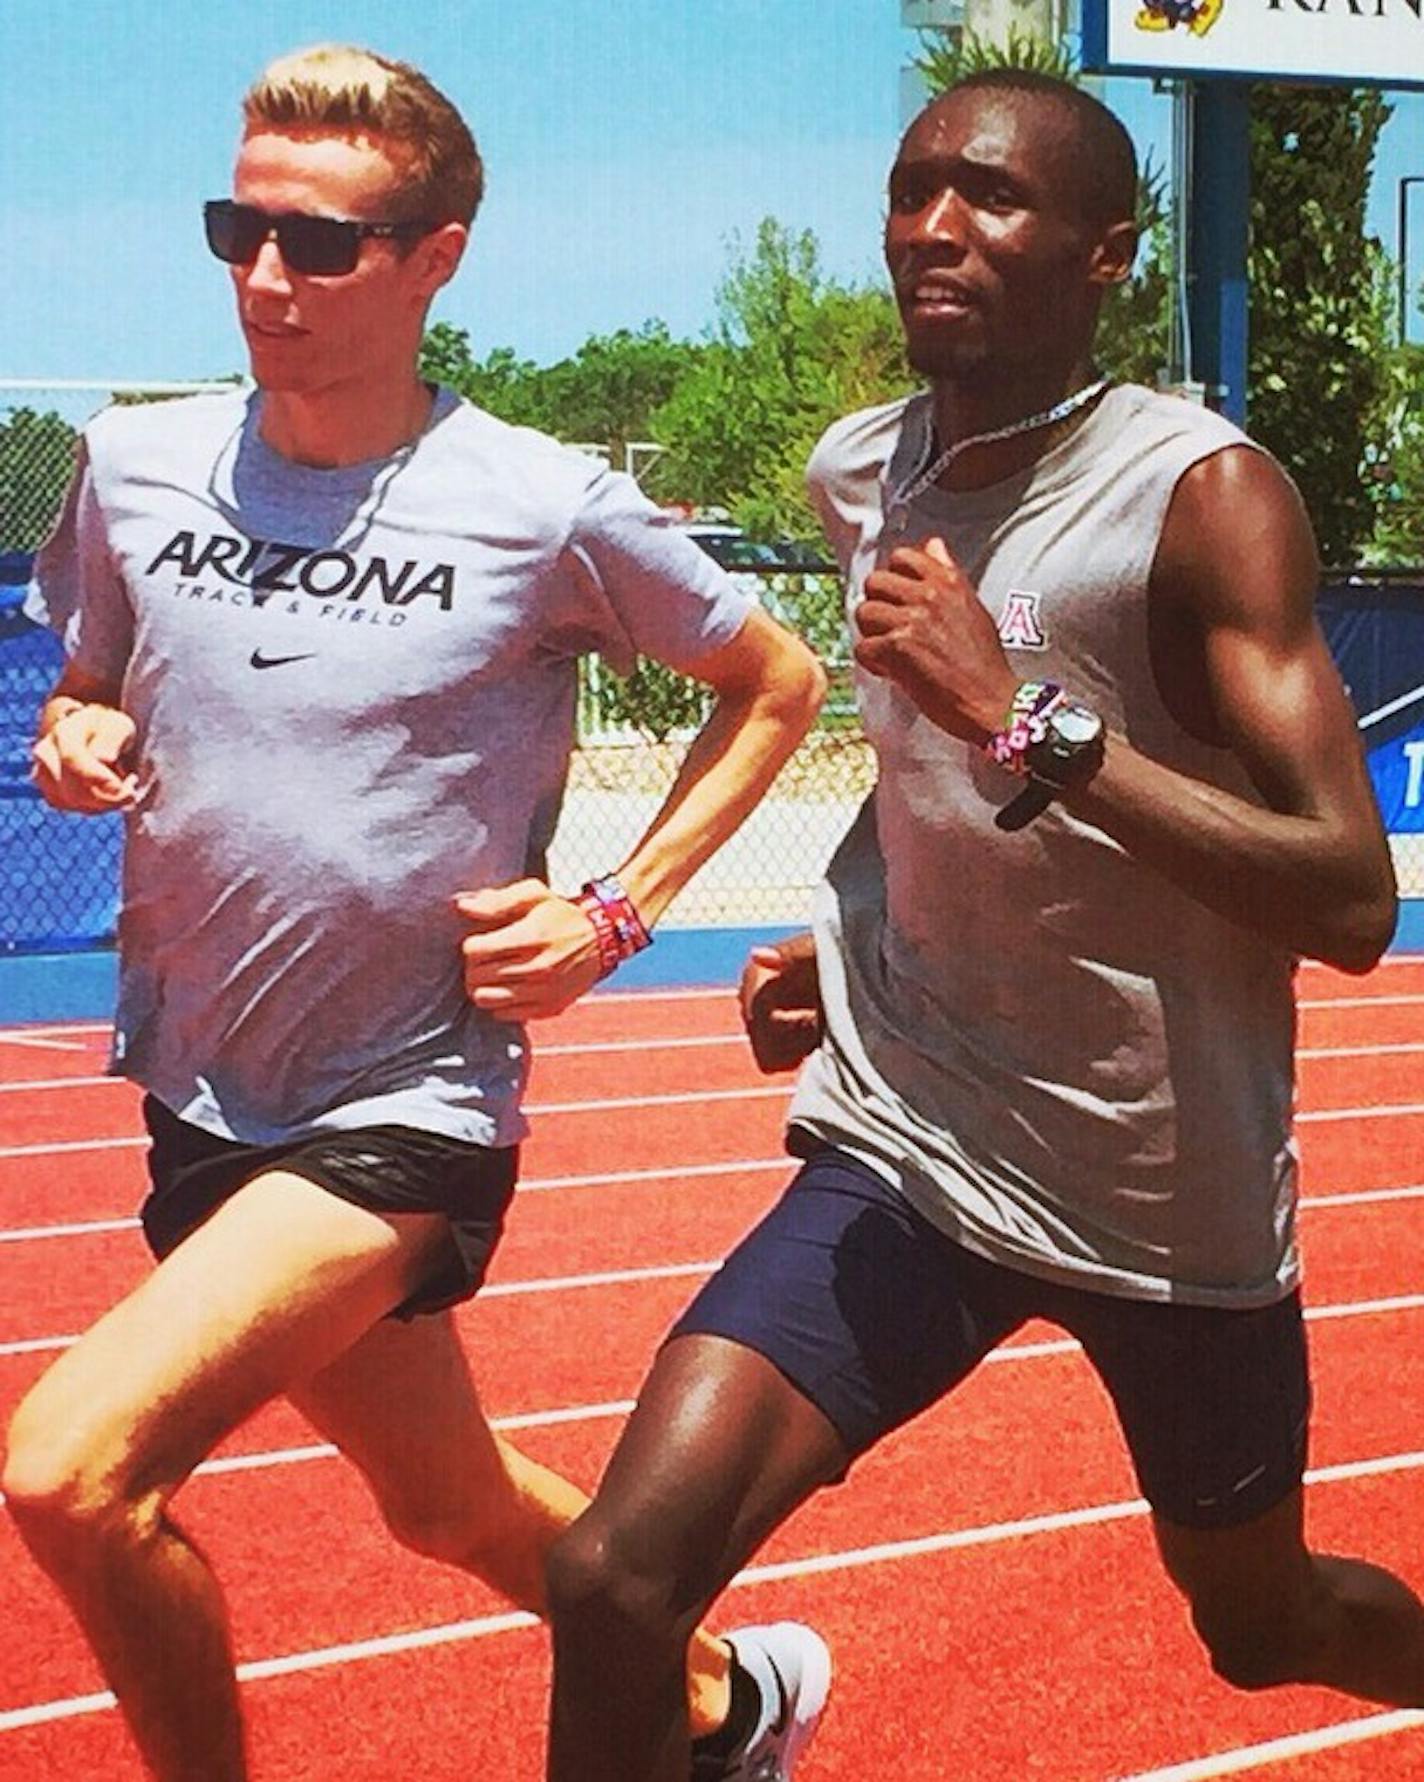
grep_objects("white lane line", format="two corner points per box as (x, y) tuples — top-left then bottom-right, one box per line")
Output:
(0, 1035), (748, 1092)
(0, 1609), (543, 1732)
(117, 1398), (644, 1486)
(0, 1157), (795, 1244)
(536, 1033), (742, 1057)
(0, 1076), (117, 1094)
(0, 1000), (732, 1043)
(0, 1035), (91, 1054)
(0, 1085), (794, 1161)
(1306, 1182), (1424, 1207)
(0, 994), (732, 1054)
(0, 1170), (1419, 1254)
(4, 1449), (1422, 1739)
(7, 1082), (1424, 1164)
(1305, 1293), (1424, 1323)
(0, 1258), (727, 1358)
(1299, 992), (1424, 1009)
(0, 1034), (1406, 1096)
(483, 1259), (716, 1298)
(1297, 1040), (1424, 1059)
(0, 1218), (140, 1243)
(1117, 1709), (1424, 1780)
(0, 1159), (791, 1240)
(2, 1275), (1420, 1381)
(1304, 962), (1424, 976)
(0, 1136), (146, 1160)
(0, 1009), (1416, 1092)
(0, 1046), (750, 1094)
(527, 1085), (789, 1116)
(1297, 1101), (1424, 1124)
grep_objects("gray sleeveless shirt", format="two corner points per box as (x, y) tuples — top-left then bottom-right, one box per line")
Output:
(792, 384), (1298, 1307)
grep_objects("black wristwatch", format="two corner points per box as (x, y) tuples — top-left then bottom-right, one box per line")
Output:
(1023, 697), (1106, 790)
(996, 698), (1106, 831)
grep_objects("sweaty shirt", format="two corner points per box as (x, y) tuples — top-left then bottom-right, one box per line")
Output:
(790, 384), (1300, 1308)
(29, 387), (751, 1145)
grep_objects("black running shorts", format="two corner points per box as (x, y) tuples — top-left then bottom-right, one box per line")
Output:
(670, 1140), (1310, 1530)
(139, 1095), (518, 1319)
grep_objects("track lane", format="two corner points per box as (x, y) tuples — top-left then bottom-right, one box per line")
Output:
(4, 1081), (1424, 1234)
(2, 1447), (1419, 1779)
(1, 1294), (1419, 1706)
(0, 967), (1419, 1778)
(0, 1158), (1419, 1356)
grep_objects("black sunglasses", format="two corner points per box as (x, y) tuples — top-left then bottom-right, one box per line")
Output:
(203, 199), (435, 277)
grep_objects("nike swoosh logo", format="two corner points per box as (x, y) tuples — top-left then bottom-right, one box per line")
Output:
(249, 650), (317, 670)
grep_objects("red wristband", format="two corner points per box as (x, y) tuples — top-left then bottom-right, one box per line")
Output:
(575, 874), (652, 980)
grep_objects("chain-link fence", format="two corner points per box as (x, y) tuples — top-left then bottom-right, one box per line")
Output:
(0, 568), (123, 949)
(0, 381), (238, 553)
(0, 381), (869, 945)
(0, 554), (867, 948)
(7, 383), (1420, 952)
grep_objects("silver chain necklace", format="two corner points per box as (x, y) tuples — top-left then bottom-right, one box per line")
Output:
(888, 377), (1110, 512)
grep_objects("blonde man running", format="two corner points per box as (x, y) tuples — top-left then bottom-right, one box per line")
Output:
(4, 45), (828, 1782)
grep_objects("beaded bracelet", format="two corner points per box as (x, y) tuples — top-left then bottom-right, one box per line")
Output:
(575, 873), (652, 979)
(984, 680), (1064, 776)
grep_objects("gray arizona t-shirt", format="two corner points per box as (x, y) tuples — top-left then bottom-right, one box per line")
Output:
(30, 387), (751, 1145)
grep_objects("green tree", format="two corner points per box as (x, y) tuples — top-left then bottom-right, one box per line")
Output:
(0, 408), (78, 553)
(650, 219), (914, 541)
(1247, 86), (1395, 566)
(420, 319), (701, 468)
(915, 23), (1076, 89)
(1368, 344), (1424, 566)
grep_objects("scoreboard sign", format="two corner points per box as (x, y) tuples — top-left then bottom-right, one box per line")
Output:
(1081, 0), (1424, 87)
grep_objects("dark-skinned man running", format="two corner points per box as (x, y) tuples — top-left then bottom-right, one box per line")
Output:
(542, 70), (1424, 1782)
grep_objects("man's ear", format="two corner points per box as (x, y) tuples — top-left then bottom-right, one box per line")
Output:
(1089, 219), (1139, 289)
(412, 221), (469, 298)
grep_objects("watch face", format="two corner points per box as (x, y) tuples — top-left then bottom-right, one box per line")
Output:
(1023, 697), (1106, 795)
(1051, 702), (1104, 746)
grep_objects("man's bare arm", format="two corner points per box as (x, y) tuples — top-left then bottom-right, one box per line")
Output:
(458, 607), (825, 1018)
(32, 662), (138, 814)
(610, 607), (827, 924)
(855, 447), (1394, 972)
(1062, 449), (1394, 972)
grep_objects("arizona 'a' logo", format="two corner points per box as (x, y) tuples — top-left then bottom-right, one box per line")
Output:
(998, 590), (1047, 650)
(1135, 0), (1223, 34)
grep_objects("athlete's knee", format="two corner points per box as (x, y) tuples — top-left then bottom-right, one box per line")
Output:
(545, 1509), (705, 1656)
(3, 1393), (158, 1566)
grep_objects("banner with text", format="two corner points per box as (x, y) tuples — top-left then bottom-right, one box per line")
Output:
(1082, 0), (1424, 88)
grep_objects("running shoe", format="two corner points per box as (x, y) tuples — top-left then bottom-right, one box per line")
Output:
(718, 1621), (832, 1780)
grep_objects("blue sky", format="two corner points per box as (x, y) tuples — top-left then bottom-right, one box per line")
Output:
(1, 0), (1420, 385)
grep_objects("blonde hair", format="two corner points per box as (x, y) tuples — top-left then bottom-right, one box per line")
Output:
(242, 44), (483, 227)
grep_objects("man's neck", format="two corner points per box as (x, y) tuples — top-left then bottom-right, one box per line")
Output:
(927, 359), (1102, 492)
(257, 375), (436, 470)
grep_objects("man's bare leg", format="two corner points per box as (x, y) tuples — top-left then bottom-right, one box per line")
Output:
(1155, 1490), (1424, 1705)
(546, 1335), (846, 1782)
(290, 1313), (737, 1734)
(2, 1170), (451, 1781)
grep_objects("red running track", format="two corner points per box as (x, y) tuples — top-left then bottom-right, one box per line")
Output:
(0, 961), (1420, 1778)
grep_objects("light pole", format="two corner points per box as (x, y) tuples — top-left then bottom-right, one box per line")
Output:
(1400, 176), (1424, 346)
